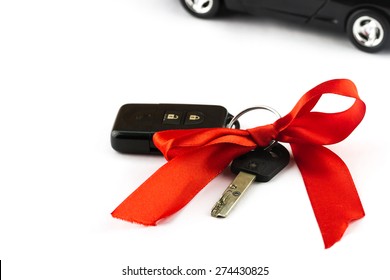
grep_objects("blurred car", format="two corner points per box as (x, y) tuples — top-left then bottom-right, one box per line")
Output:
(180, 0), (390, 53)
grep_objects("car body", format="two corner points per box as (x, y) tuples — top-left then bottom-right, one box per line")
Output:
(180, 0), (390, 52)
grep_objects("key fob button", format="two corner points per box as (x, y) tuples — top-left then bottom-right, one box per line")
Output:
(163, 111), (183, 125)
(184, 111), (204, 125)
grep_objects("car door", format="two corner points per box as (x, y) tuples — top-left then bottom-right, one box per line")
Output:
(241, 0), (327, 19)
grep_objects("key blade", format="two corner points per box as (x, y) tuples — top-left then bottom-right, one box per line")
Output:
(211, 172), (256, 218)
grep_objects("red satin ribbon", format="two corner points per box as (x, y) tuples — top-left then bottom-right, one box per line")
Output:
(112, 79), (366, 248)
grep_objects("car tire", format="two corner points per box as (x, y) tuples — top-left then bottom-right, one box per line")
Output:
(180, 0), (220, 19)
(347, 9), (389, 53)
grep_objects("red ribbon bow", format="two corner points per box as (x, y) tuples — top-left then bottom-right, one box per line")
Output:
(112, 79), (366, 249)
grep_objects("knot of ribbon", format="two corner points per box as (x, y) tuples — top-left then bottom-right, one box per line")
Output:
(112, 79), (366, 249)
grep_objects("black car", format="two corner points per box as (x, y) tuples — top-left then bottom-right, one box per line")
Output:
(180, 0), (390, 53)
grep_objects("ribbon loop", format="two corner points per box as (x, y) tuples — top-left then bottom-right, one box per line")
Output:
(112, 79), (366, 249)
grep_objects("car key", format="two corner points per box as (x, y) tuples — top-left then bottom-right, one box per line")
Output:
(211, 142), (290, 218)
(111, 103), (235, 154)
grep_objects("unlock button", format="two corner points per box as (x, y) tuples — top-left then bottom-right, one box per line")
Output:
(185, 111), (204, 125)
(163, 111), (182, 125)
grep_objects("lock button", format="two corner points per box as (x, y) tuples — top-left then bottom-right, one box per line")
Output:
(185, 111), (204, 125)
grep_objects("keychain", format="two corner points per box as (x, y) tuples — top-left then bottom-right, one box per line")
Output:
(111, 79), (366, 249)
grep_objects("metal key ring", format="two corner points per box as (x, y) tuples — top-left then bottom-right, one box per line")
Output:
(227, 105), (281, 128)
(227, 105), (281, 150)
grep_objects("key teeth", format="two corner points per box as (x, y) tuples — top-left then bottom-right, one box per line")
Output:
(211, 200), (223, 217)
(211, 186), (235, 218)
(211, 203), (228, 218)
(211, 208), (227, 218)
(211, 173), (256, 218)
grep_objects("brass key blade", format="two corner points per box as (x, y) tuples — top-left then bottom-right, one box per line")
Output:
(211, 171), (256, 218)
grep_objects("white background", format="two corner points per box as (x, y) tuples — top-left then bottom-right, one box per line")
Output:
(1, 0), (389, 279)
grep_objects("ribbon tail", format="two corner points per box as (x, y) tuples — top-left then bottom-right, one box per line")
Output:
(291, 143), (365, 248)
(112, 143), (253, 225)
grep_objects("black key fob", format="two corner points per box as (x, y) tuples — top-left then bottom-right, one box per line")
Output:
(111, 104), (230, 154)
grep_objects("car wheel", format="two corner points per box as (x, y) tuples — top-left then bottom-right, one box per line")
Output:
(180, 0), (220, 18)
(347, 9), (389, 53)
